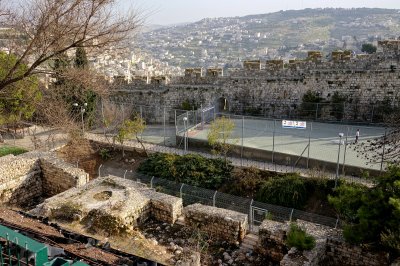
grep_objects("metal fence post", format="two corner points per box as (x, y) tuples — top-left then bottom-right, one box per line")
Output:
(180, 184), (185, 198)
(342, 126), (349, 175)
(150, 176), (154, 188)
(289, 208), (294, 222)
(315, 103), (319, 121)
(163, 107), (166, 146)
(98, 164), (103, 177)
(140, 106), (143, 141)
(174, 109), (177, 135)
(121, 104), (125, 122)
(241, 116), (244, 166)
(213, 191), (217, 207)
(249, 199), (254, 232)
(380, 129), (387, 174)
(271, 120), (276, 164)
(307, 122), (312, 168)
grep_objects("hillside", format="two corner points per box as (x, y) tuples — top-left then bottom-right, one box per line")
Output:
(134, 8), (400, 68)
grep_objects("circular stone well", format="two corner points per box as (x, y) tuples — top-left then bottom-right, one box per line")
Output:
(93, 191), (113, 201)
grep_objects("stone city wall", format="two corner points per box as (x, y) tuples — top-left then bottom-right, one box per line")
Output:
(111, 49), (399, 122)
(0, 151), (89, 206)
(184, 203), (248, 244)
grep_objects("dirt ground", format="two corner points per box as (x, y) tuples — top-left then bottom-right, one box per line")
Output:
(57, 139), (147, 179)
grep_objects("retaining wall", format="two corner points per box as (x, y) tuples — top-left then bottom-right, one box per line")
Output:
(184, 203), (248, 244)
(0, 152), (89, 206)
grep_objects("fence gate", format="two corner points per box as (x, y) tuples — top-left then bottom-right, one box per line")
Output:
(250, 206), (269, 232)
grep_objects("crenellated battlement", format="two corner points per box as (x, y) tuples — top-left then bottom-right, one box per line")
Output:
(112, 40), (400, 122)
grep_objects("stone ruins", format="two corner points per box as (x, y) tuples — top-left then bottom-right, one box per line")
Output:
(1, 151), (396, 265)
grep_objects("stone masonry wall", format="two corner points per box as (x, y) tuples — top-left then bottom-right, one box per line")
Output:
(257, 219), (390, 266)
(0, 153), (42, 206)
(40, 155), (89, 197)
(184, 203), (248, 244)
(324, 238), (390, 266)
(0, 151), (89, 206)
(111, 50), (400, 122)
(151, 193), (182, 224)
(257, 219), (288, 262)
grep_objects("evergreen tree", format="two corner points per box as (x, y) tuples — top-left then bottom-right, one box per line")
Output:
(75, 47), (88, 69)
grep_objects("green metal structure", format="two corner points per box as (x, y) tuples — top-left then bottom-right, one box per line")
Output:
(0, 224), (89, 266)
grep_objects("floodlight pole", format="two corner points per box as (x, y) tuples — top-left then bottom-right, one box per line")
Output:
(73, 103), (87, 135)
(183, 116), (188, 152)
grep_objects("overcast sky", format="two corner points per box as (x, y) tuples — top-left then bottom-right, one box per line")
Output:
(122, 0), (400, 25)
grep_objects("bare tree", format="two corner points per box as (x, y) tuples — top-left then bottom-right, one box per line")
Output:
(357, 113), (400, 165)
(0, 0), (143, 92)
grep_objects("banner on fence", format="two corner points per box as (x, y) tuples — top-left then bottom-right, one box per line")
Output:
(282, 120), (307, 129)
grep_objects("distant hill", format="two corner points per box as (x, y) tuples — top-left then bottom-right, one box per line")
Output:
(135, 8), (400, 68)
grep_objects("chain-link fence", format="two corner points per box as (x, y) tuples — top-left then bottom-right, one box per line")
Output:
(95, 101), (388, 177)
(98, 166), (340, 231)
(235, 101), (399, 124)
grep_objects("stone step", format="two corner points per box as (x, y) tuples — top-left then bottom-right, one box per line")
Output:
(245, 233), (259, 241)
(175, 216), (186, 226)
(240, 242), (254, 251)
(242, 238), (258, 246)
(240, 234), (259, 251)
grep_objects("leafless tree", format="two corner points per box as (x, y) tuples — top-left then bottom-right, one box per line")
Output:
(0, 0), (143, 92)
(357, 113), (400, 165)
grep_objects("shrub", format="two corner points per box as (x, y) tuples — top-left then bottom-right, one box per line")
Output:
(328, 166), (400, 254)
(286, 223), (316, 251)
(256, 174), (307, 209)
(99, 148), (112, 160)
(50, 202), (83, 222)
(138, 153), (233, 189)
(82, 209), (129, 236)
(225, 167), (270, 197)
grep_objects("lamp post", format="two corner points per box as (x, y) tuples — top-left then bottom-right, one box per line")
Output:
(73, 102), (87, 135)
(183, 116), (188, 152)
(335, 132), (344, 188)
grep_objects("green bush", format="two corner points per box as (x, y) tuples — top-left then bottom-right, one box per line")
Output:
(286, 223), (316, 251)
(138, 153), (233, 189)
(222, 167), (269, 197)
(99, 148), (112, 160)
(256, 174), (307, 209)
(328, 166), (400, 254)
(50, 202), (83, 222)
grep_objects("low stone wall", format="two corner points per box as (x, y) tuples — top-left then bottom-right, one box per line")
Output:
(257, 219), (390, 266)
(184, 203), (248, 244)
(258, 220), (288, 262)
(0, 153), (42, 205)
(40, 155), (89, 197)
(280, 220), (340, 266)
(324, 238), (390, 266)
(0, 151), (89, 206)
(151, 193), (182, 224)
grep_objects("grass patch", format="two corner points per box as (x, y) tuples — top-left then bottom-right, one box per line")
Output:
(0, 146), (27, 157)
(286, 223), (316, 251)
(50, 201), (83, 222)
